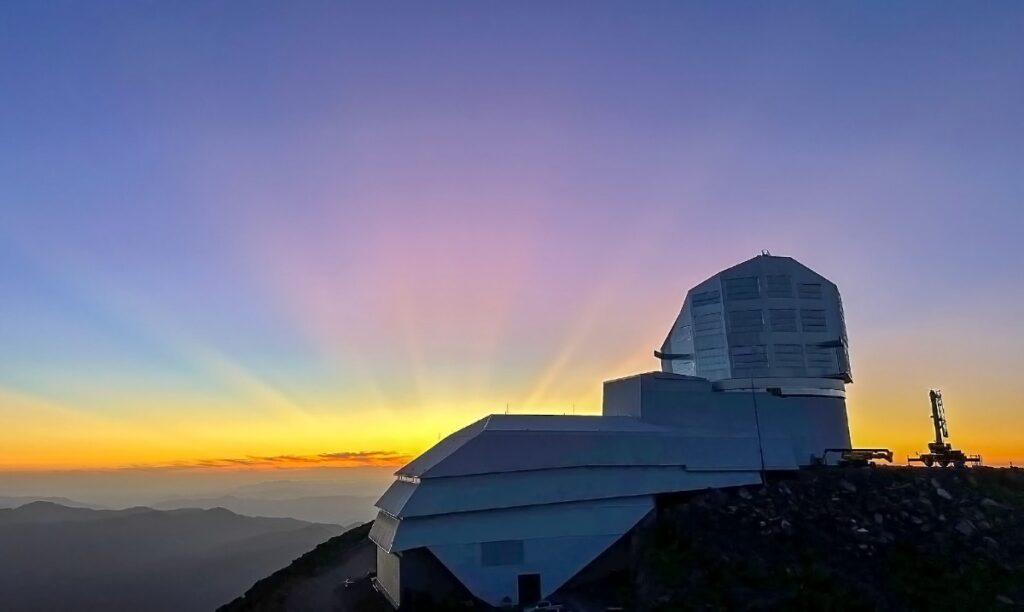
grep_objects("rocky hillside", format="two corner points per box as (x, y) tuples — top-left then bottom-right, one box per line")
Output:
(220, 522), (390, 612)
(223, 467), (1024, 611)
(629, 466), (1024, 611)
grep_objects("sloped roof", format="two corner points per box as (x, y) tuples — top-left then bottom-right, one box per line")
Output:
(376, 412), (799, 520)
(376, 463), (774, 520)
(691, 253), (836, 290)
(396, 415), (683, 479)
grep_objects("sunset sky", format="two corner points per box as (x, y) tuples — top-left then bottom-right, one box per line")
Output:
(2, 1), (1023, 475)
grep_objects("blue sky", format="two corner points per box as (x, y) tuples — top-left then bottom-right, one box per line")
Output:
(1, 1), (1022, 469)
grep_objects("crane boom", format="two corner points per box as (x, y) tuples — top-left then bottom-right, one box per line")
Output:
(910, 389), (981, 467)
(929, 389), (948, 443)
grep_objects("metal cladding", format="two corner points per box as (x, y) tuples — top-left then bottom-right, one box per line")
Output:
(370, 415), (774, 607)
(370, 254), (855, 608)
(657, 254), (851, 393)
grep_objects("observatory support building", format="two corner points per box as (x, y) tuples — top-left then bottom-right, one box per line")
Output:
(370, 254), (853, 608)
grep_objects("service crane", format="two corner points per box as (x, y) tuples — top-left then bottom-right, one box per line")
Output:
(909, 390), (981, 467)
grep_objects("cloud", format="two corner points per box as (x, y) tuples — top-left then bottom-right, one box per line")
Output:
(122, 450), (412, 471)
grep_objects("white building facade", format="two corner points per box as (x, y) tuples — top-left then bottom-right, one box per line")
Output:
(370, 254), (853, 608)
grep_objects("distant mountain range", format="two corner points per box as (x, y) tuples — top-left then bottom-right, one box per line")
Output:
(0, 501), (345, 612)
(0, 495), (102, 509)
(152, 493), (377, 527)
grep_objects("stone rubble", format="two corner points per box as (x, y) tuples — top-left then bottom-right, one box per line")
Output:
(636, 466), (1024, 611)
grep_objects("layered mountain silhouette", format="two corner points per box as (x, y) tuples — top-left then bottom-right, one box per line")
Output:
(0, 495), (101, 509)
(151, 493), (376, 527)
(0, 501), (345, 612)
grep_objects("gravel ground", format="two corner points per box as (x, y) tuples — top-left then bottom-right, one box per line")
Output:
(633, 466), (1024, 611)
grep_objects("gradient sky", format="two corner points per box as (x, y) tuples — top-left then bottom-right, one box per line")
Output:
(2, 1), (1023, 474)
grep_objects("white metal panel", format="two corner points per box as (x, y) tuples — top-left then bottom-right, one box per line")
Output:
(390, 467), (761, 519)
(398, 419), (485, 477)
(430, 532), (625, 607)
(376, 546), (402, 607)
(475, 414), (672, 432)
(369, 510), (400, 552)
(375, 479), (416, 517)
(397, 413), (782, 481)
(416, 430), (690, 478)
(391, 496), (654, 551)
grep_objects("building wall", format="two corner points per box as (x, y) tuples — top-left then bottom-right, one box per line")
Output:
(429, 534), (624, 607)
(383, 468), (681, 523)
(419, 495), (656, 607)
(376, 547), (402, 608)
(603, 373), (851, 464)
(387, 495), (657, 553)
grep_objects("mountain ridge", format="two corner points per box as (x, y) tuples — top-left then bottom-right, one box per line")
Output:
(0, 501), (346, 612)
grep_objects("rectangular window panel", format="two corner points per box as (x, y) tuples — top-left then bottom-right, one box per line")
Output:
(806, 345), (838, 371)
(765, 275), (793, 298)
(800, 309), (827, 332)
(693, 312), (723, 334)
(728, 309), (764, 333)
(696, 347), (728, 365)
(696, 347), (729, 375)
(694, 333), (725, 350)
(798, 283), (823, 299)
(481, 540), (524, 566)
(768, 309), (798, 332)
(724, 276), (760, 300)
(691, 290), (721, 307)
(773, 344), (804, 368)
(730, 344), (768, 370)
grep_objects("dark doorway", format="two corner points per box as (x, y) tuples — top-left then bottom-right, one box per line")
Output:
(518, 573), (541, 606)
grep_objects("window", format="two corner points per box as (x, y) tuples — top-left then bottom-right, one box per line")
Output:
(696, 347), (729, 372)
(693, 312), (723, 334)
(801, 309), (827, 332)
(691, 290), (721, 307)
(798, 283), (823, 299)
(773, 344), (804, 368)
(481, 540), (524, 566)
(725, 277), (760, 300)
(730, 344), (768, 370)
(806, 345), (838, 371)
(765, 275), (793, 298)
(768, 309), (798, 332)
(694, 313), (725, 351)
(728, 309), (764, 333)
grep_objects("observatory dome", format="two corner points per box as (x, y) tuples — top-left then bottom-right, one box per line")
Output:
(657, 254), (851, 396)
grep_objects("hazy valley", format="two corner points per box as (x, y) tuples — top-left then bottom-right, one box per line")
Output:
(0, 501), (346, 612)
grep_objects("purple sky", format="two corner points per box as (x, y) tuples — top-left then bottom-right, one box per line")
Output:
(1, 1), (1023, 471)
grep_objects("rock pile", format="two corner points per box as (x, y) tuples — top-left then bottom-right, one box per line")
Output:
(635, 467), (1024, 611)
